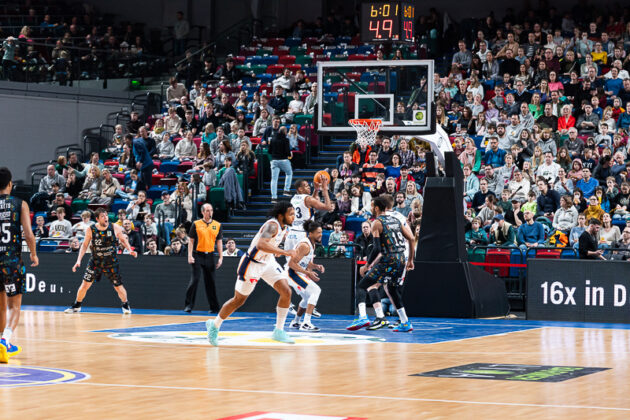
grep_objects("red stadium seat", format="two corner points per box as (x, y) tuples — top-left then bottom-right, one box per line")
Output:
(286, 64), (302, 73)
(485, 249), (510, 277)
(266, 64), (284, 74)
(278, 55), (296, 65)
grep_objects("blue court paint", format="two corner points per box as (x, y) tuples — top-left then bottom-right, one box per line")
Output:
(23, 305), (630, 345)
(0, 366), (89, 388)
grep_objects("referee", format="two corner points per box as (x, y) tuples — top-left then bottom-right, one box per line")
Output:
(185, 203), (223, 313)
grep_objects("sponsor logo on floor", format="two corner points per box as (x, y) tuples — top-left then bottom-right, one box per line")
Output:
(216, 412), (366, 420)
(0, 366), (89, 388)
(414, 363), (609, 382)
(109, 330), (385, 346)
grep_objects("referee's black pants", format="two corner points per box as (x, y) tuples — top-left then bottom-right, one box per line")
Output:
(185, 252), (220, 311)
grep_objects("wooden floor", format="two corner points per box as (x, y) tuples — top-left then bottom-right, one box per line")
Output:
(2, 309), (630, 419)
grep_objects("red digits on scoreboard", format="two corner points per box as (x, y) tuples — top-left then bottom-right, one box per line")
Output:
(369, 20), (381, 38)
(382, 19), (393, 38)
(404, 21), (413, 40)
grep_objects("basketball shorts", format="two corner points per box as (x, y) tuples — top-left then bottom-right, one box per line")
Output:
(83, 258), (123, 286)
(286, 268), (313, 293)
(1, 258), (26, 297)
(284, 229), (306, 252)
(363, 254), (405, 286)
(235, 255), (286, 296)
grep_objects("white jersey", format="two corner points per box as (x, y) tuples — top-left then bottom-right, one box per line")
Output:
(290, 194), (312, 231)
(387, 211), (410, 259)
(286, 237), (314, 271)
(247, 218), (287, 263)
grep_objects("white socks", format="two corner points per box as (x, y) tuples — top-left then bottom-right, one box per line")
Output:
(397, 308), (408, 323)
(303, 312), (312, 324)
(375, 306), (384, 318)
(358, 302), (367, 318)
(2, 328), (13, 342)
(213, 316), (224, 328)
(276, 306), (289, 330)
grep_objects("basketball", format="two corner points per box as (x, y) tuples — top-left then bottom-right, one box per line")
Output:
(313, 170), (331, 185)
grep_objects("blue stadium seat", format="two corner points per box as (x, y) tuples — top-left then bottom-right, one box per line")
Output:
(284, 37), (302, 47)
(111, 199), (130, 214)
(159, 161), (180, 174)
(147, 185), (168, 200)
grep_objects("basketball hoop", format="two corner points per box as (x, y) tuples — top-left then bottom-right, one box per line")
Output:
(349, 118), (382, 147)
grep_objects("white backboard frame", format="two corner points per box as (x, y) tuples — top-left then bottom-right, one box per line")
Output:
(316, 59), (435, 135)
(353, 94), (394, 125)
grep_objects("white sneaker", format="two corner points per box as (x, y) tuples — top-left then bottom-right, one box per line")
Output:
(122, 304), (132, 315)
(299, 323), (320, 332)
(288, 304), (297, 316)
(64, 307), (81, 314)
(312, 308), (322, 318)
(290, 320), (301, 328)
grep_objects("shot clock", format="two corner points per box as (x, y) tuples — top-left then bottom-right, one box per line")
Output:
(361, 1), (415, 43)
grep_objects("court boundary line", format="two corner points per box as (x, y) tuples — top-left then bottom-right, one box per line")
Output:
(67, 381), (630, 412)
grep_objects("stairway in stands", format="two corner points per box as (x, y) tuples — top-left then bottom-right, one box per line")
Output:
(225, 137), (352, 249)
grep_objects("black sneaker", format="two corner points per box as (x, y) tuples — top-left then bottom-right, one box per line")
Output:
(366, 317), (389, 330)
(122, 302), (132, 314)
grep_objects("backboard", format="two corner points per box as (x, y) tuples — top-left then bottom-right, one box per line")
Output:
(316, 59), (434, 135)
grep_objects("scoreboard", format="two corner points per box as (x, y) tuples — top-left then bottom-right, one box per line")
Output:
(361, 1), (415, 43)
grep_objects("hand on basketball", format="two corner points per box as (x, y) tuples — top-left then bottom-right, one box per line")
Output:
(72, 262), (80, 272)
(30, 253), (39, 267)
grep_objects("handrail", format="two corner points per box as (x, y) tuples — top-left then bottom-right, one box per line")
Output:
(174, 18), (260, 67)
(325, 242), (364, 258)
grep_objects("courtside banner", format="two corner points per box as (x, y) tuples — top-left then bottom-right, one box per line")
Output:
(527, 259), (630, 323)
(22, 253), (354, 314)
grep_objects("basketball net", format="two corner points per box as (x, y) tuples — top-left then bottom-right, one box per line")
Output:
(349, 119), (382, 147)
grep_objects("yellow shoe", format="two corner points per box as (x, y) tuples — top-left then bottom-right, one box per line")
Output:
(8, 344), (22, 358)
(0, 342), (7, 363)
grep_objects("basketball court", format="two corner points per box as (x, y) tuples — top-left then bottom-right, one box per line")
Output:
(2, 307), (630, 419)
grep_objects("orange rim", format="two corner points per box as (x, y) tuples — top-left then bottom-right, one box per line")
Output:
(348, 119), (383, 126)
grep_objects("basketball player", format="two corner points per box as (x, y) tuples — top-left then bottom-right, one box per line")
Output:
(286, 220), (325, 331)
(206, 201), (298, 346)
(0, 168), (38, 363)
(64, 208), (137, 314)
(382, 194), (414, 332)
(285, 178), (333, 251)
(346, 196), (414, 331)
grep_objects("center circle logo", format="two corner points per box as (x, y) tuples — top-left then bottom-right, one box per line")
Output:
(109, 331), (386, 346)
(0, 366), (89, 388)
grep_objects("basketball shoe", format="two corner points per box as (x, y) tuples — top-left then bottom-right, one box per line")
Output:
(346, 316), (370, 331)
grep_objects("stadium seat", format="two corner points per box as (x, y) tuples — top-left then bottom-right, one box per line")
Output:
(485, 248), (510, 277)
(159, 161), (180, 174)
(278, 55), (296, 65)
(111, 199), (130, 214)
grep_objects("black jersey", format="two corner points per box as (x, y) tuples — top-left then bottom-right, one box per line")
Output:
(377, 214), (406, 255)
(90, 224), (118, 261)
(0, 195), (23, 263)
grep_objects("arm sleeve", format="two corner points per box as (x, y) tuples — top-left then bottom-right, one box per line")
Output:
(367, 236), (381, 263)
(216, 225), (223, 241)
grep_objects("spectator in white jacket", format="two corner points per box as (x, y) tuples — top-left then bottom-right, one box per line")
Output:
(552, 195), (578, 233)
(174, 131), (198, 160)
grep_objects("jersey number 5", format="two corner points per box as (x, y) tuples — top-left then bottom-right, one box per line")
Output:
(1, 222), (11, 244)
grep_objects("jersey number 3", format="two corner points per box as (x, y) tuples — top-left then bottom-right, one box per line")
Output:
(295, 207), (302, 219)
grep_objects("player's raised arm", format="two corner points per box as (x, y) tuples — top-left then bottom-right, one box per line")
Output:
(73, 226), (92, 272)
(307, 177), (334, 211)
(20, 201), (38, 267)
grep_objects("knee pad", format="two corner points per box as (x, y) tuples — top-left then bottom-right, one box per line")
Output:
(368, 288), (381, 306)
(306, 283), (321, 306)
(356, 287), (367, 304)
